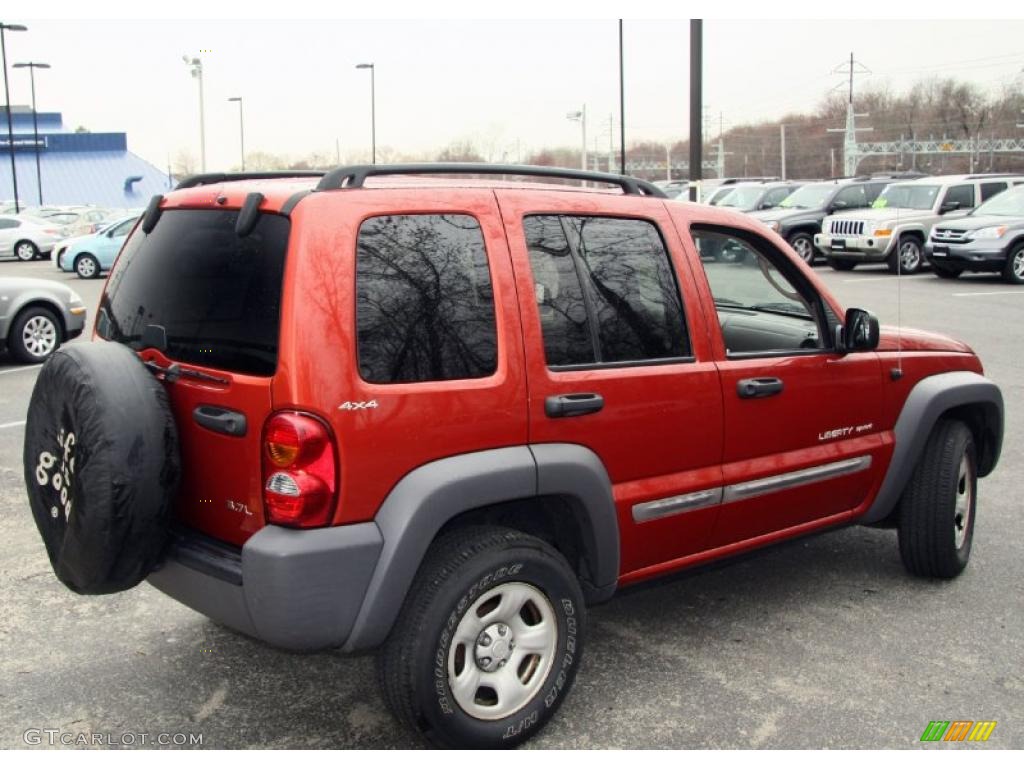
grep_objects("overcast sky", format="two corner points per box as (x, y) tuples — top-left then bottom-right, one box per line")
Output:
(3, 16), (1024, 170)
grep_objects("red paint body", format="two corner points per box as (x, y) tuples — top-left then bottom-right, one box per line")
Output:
(98, 179), (984, 581)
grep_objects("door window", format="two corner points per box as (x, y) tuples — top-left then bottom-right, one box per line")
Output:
(525, 215), (690, 368)
(942, 185), (975, 210)
(692, 227), (826, 356)
(833, 185), (867, 210)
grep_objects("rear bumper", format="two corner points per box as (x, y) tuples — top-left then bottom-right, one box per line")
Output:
(148, 523), (383, 652)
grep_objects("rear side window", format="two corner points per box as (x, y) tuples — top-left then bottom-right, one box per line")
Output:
(980, 182), (1008, 202)
(525, 215), (689, 368)
(834, 185), (867, 209)
(97, 209), (289, 376)
(356, 214), (497, 384)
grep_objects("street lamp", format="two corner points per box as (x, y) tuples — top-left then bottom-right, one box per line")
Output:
(228, 96), (245, 171)
(13, 61), (49, 205)
(355, 63), (375, 164)
(182, 55), (206, 172)
(567, 105), (588, 180)
(1, 22), (27, 213)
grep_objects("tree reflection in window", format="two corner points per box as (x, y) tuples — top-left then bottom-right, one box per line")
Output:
(357, 214), (497, 383)
(526, 215), (689, 367)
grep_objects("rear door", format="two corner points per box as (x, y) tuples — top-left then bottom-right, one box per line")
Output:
(497, 191), (724, 580)
(97, 207), (289, 546)
(671, 216), (887, 547)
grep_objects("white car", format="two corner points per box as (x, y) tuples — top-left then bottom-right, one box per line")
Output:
(0, 214), (64, 262)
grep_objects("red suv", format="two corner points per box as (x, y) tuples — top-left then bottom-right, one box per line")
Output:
(24, 165), (1003, 748)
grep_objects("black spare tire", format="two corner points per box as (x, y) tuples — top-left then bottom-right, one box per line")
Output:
(23, 342), (180, 595)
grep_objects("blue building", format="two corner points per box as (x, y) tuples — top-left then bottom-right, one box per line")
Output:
(0, 106), (171, 208)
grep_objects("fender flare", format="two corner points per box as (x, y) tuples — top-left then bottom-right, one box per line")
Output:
(342, 443), (619, 652)
(859, 371), (1003, 524)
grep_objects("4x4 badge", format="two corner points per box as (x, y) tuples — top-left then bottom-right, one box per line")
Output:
(339, 400), (379, 411)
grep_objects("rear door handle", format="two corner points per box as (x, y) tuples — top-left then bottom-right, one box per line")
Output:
(193, 405), (248, 436)
(737, 377), (784, 399)
(545, 393), (605, 418)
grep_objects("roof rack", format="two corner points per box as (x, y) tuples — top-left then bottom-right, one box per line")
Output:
(175, 171), (325, 190)
(313, 163), (667, 198)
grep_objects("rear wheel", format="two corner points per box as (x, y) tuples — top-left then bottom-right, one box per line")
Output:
(1002, 244), (1024, 285)
(15, 239), (39, 262)
(378, 526), (585, 748)
(932, 264), (962, 280)
(828, 257), (856, 272)
(75, 254), (100, 279)
(897, 419), (976, 579)
(887, 235), (924, 274)
(788, 232), (815, 264)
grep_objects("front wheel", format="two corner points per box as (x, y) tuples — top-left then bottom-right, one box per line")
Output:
(75, 254), (100, 279)
(9, 306), (62, 363)
(15, 240), (40, 262)
(788, 232), (815, 264)
(897, 419), (976, 579)
(1002, 244), (1024, 285)
(887, 235), (924, 275)
(378, 526), (585, 748)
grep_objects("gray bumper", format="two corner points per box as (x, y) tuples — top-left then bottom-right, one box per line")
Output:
(148, 523), (383, 652)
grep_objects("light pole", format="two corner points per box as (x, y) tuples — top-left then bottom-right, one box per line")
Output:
(13, 61), (48, 205)
(356, 63), (375, 164)
(567, 105), (587, 179)
(1, 22), (27, 213)
(182, 55), (206, 172)
(228, 96), (245, 171)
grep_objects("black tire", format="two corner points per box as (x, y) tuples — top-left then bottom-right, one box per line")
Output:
(897, 419), (976, 579)
(1001, 244), (1024, 285)
(8, 306), (62, 364)
(932, 264), (962, 280)
(74, 253), (101, 279)
(887, 234), (924, 275)
(787, 232), (816, 264)
(828, 257), (856, 272)
(14, 239), (40, 262)
(378, 526), (585, 748)
(23, 341), (181, 595)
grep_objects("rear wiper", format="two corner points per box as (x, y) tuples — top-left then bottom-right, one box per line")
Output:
(142, 359), (229, 385)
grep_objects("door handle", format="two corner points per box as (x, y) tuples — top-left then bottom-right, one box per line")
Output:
(736, 377), (784, 399)
(545, 393), (605, 418)
(193, 405), (248, 436)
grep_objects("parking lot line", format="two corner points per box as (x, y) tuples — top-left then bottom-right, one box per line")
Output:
(0, 364), (42, 376)
(0, 420), (26, 430)
(952, 291), (1024, 297)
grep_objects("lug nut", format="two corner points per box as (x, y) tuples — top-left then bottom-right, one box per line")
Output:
(497, 625), (507, 636)
(498, 660), (506, 668)
(480, 657), (492, 667)
(478, 635), (491, 647)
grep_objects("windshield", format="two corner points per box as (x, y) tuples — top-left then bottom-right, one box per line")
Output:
(718, 187), (765, 210)
(872, 184), (940, 211)
(97, 209), (290, 376)
(779, 184), (833, 209)
(972, 185), (1024, 217)
(707, 187), (734, 205)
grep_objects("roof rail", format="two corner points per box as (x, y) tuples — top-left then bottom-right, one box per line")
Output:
(965, 172), (1024, 179)
(313, 163), (667, 198)
(175, 171), (326, 190)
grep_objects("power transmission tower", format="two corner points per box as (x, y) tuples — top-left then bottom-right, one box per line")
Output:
(826, 52), (873, 176)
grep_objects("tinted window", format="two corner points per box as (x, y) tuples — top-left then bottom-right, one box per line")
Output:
(980, 182), (1008, 202)
(763, 187), (792, 207)
(97, 209), (289, 376)
(833, 185), (867, 209)
(693, 227), (824, 355)
(356, 214), (497, 384)
(526, 215), (689, 367)
(943, 184), (975, 210)
(0, 218), (17, 229)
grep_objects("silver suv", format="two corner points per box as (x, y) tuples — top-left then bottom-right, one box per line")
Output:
(815, 174), (1024, 274)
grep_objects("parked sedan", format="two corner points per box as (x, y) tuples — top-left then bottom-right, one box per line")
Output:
(927, 184), (1024, 283)
(0, 214), (64, 261)
(58, 215), (139, 278)
(0, 277), (87, 363)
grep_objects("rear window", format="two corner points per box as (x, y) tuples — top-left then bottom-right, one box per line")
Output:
(97, 209), (289, 376)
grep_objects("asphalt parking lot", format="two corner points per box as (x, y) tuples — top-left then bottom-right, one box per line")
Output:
(1, 255), (1021, 749)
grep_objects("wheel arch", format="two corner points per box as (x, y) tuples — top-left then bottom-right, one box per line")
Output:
(859, 371), (1003, 525)
(342, 444), (619, 652)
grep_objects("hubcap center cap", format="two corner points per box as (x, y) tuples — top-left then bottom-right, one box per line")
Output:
(475, 622), (514, 672)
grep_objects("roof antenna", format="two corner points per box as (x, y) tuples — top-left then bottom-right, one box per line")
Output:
(892, 194), (904, 381)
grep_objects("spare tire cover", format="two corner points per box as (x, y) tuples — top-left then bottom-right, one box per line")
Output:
(23, 341), (181, 594)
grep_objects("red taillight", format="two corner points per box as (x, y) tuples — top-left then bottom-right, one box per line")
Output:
(262, 412), (337, 528)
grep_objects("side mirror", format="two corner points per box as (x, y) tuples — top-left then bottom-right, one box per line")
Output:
(830, 200), (849, 213)
(835, 308), (880, 353)
(939, 201), (961, 214)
